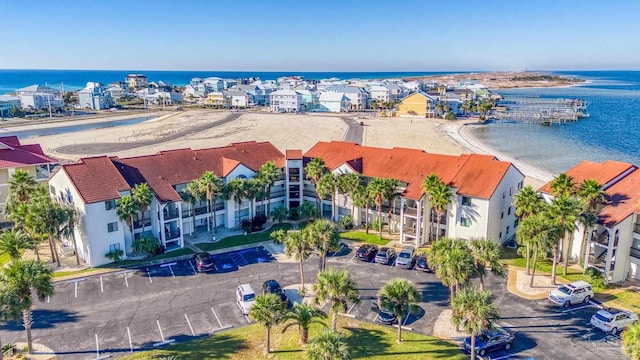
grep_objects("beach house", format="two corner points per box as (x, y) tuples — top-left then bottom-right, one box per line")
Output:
(126, 74), (148, 90)
(538, 160), (640, 283)
(325, 85), (370, 110)
(395, 92), (438, 118)
(0, 136), (58, 225)
(269, 89), (303, 113)
(14, 84), (64, 110)
(0, 95), (21, 117)
(78, 82), (114, 110)
(318, 92), (350, 112)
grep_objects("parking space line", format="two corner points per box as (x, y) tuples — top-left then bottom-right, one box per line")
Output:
(116, 270), (134, 288)
(46, 295), (50, 303)
(156, 320), (167, 342)
(66, 278), (86, 298)
(126, 327), (133, 353)
(211, 307), (223, 328)
(236, 302), (252, 323)
(146, 268), (152, 283)
(188, 261), (197, 275)
(160, 262), (176, 279)
(332, 243), (346, 257)
(562, 303), (593, 313)
(100, 276), (104, 293)
(347, 296), (361, 314)
(184, 313), (196, 336)
(491, 355), (512, 360)
(402, 313), (410, 326)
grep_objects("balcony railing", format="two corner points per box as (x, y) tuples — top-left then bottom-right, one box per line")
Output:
(195, 206), (208, 216)
(591, 231), (610, 246)
(270, 190), (286, 198)
(303, 190), (316, 198)
(404, 207), (419, 217)
(165, 229), (181, 240)
(133, 218), (152, 229)
(631, 247), (640, 260)
(634, 223), (640, 234)
(163, 208), (179, 220)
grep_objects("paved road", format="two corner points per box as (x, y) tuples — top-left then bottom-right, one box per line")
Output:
(0, 244), (624, 359)
(341, 116), (364, 144)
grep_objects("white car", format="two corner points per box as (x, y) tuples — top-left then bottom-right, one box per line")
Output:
(590, 309), (639, 335)
(236, 284), (256, 315)
(547, 281), (593, 308)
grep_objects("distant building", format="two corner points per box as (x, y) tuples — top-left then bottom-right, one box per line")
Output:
(126, 74), (148, 90)
(226, 90), (251, 108)
(78, 82), (113, 110)
(269, 90), (302, 113)
(0, 95), (21, 117)
(0, 136), (58, 224)
(14, 84), (64, 110)
(318, 92), (350, 112)
(326, 85), (369, 110)
(396, 92), (437, 118)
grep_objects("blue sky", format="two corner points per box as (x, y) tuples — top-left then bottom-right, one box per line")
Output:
(1, 1), (638, 71)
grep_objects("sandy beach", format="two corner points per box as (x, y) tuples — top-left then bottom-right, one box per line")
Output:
(17, 109), (552, 187)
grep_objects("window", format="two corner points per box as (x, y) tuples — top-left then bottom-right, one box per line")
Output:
(514, 218), (519, 228)
(49, 185), (56, 196)
(501, 212), (504, 219)
(509, 187), (513, 196)
(108, 243), (120, 252)
(518, 181), (524, 189)
(107, 222), (118, 233)
(502, 191), (506, 199)
(507, 206), (511, 215)
(462, 197), (472, 206)
(506, 226), (510, 234)
(461, 217), (471, 227)
(105, 199), (116, 211)
(499, 232), (502, 239)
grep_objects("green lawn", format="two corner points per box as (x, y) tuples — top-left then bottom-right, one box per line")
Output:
(97, 248), (195, 269)
(340, 231), (391, 246)
(198, 223), (293, 252)
(502, 255), (604, 289)
(52, 267), (100, 278)
(120, 317), (465, 360)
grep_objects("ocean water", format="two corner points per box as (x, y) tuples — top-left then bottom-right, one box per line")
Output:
(470, 71), (640, 174)
(0, 69), (464, 94)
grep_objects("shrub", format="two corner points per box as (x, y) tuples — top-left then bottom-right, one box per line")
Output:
(105, 249), (124, 263)
(584, 267), (606, 288)
(133, 234), (163, 257)
(241, 218), (253, 233)
(270, 206), (288, 224)
(289, 207), (300, 220)
(372, 219), (384, 231)
(252, 212), (267, 231)
(444, 111), (456, 120)
(339, 215), (354, 230)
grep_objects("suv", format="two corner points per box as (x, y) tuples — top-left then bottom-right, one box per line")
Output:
(375, 247), (396, 265)
(236, 284), (256, 315)
(590, 308), (639, 335)
(263, 280), (291, 307)
(415, 253), (431, 272)
(395, 246), (415, 269)
(548, 281), (593, 308)
(193, 252), (214, 272)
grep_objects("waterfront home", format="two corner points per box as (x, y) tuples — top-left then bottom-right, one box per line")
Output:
(205, 91), (231, 108)
(538, 160), (640, 283)
(395, 92), (437, 118)
(269, 89), (303, 113)
(368, 83), (405, 103)
(14, 84), (64, 110)
(0, 95), (21, 117)
(78, 82), (114, 110)
(226, 90), (252, 108)
(46, 140), (524, 266)
(325, 85), (370, 110)
(0, 136), (57, 225)
(105, 84), (127, 100)
(203, 77), (224, 92)
(126, 74), (148, 90)
(295, 89), (319, 111)
(318, 92), (350, 112)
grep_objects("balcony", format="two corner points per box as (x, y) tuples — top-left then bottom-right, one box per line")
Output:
(591, 231), (610, 246)
(634, 223), (640, 234)
(404, 207), (420, 217)
(182, 209), (193, 218)
(133, 218), (152, 229)
(631, 247), (640, 260)
(195, 206), (208, 216)
(165, 229), (181, 240)
(270, 190), (286, 198)
(303, 190), (316, 198)
(163, 207), (179, 220)
(288, 176), (300, 182)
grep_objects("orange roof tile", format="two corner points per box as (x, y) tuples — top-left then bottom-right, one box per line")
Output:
(305, 141), (516, 200)
(62, 156), (131, 204)
(598, 168), (640, 227)
(286, 150), (303, 160)
(539, 160), (635, 194)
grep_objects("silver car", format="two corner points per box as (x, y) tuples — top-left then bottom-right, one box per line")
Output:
(395, 246), (415, 269)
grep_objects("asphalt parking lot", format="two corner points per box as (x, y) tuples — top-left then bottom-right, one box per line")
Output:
(0, 243), (626, 359)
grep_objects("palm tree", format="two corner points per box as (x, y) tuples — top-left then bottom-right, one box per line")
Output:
(431, 182), (453, 242)
(451, 288), (499, 360)
(622, 321), (640, 360)
(368, 177), (388, 238)
(0, 229), (33, 260)
(305, 158), (328, 214)
(422, 173), (442, 241)
(428, 238), (474, 299)
(7, 169), (37, 205)
(248, 293), (287, 354)
(307, 328), (351, 360)
(352, 186), (373, 234)
(313, 268), (359, 331)
(270, 206), (289, 224)
(384, 178), (401, 235)
(338, 172), (364, 217)
(116, 195), (138, 235)
(519, 213), (561, 287)
(469, 238), (505, 291)
(0, 259), (54, 354)
(199, 171), (224, 232)
(227, 178), (246, 227)
(318, 173), (340, 221)
(514, 185), (545, 274)
(299, 202), (318, 221)
(245, 178), (264, 219)
(307, 219), (340, 271)
(282, 230), (313, 292)
(378, 278), (422, 342)
(181, 181), (203, 236)
(257, 161), (280, 216)
(0, 278), (21, 360)
(577, 179), (606, 263)
(131, 183), (153, 233)
(547, 195), (583, 278)
(281, 303), (327, 344)
(550, 173), (576, 197)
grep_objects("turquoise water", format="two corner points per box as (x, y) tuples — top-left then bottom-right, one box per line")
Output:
(470, 71), (640, 174)
(2, 116), (156, 139)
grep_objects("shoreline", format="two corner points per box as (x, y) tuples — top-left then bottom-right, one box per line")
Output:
(442, 122), (554, 188)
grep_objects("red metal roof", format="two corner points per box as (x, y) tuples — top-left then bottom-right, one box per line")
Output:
(62, 156), (131, 204)
(0, 137), (57, 169)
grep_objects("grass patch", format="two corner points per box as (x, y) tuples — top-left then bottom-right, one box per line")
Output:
(0, 253), (10, 266)
(340, 230), (391, 246)
(503, 255), (607, 291)
(198, 223), (293, 252)
(120, 317), (465, 360)
(597, 289), (640, 314)
(52, 267), (98, 278)
(96, 248), (195, 269)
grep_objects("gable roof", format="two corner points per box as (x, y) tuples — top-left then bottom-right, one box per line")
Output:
(597, 168), (640, 227)
(319, 92), (347, 102)
(539, 160), (635, 194)
(286, 150), (303, 160)
(0, 136), (57, 169)
(66, 141), (285, 204)
(62, 156), (131, 204)
(305, 141), (516, 200)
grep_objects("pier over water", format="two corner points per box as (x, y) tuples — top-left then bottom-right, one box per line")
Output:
(490, 95), (589, 125)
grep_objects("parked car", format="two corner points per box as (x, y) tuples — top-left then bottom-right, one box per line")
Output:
(415, 253), (431, 272)
(262, 279), (291, 307)
(395, 246), (415, 269)
(355, 244), (378, 262)
(590, 308), (639, 335)
(548, 280), (593, 307)
(193, 252), (214, 272)
(236, 284), (256, 315)
(370, 299), (397, 325)
(463, 327), (515, 356)
(374, 247), (396, 265)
